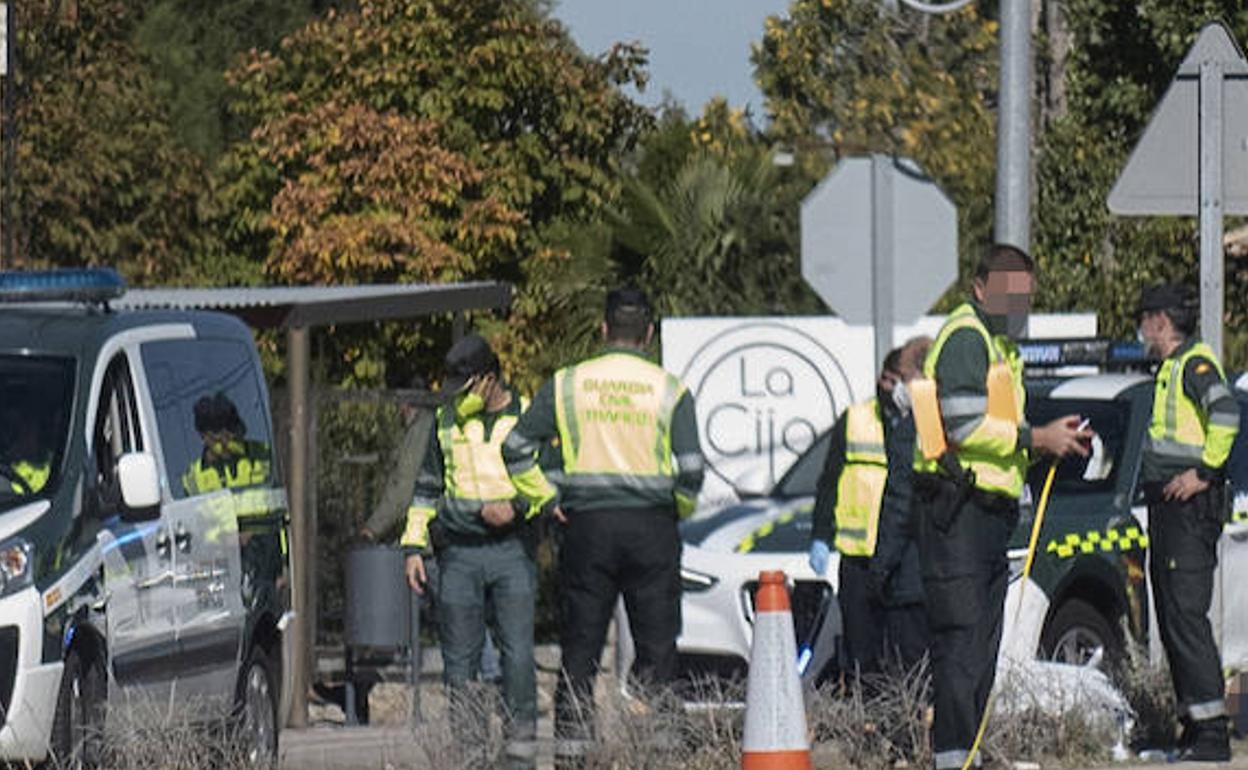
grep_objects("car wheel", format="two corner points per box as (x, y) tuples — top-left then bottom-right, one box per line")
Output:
(235, 647), (279, 767)
(49, 648), (106, 768)
(1040, 599), (1121, 668)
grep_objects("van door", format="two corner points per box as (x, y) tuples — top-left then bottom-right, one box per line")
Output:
(94, 353), (181, 699)
(139, 338), (257, 710)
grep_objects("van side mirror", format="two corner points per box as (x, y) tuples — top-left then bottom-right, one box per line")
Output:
(117, 453), (161, 519)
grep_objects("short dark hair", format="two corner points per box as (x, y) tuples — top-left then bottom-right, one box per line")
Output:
(882, 347), (904, 377)
(605, 287), (654, 344)
(975, 244), (1036, 280)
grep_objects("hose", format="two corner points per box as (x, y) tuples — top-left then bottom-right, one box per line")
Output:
(959, 460), (1059, 770)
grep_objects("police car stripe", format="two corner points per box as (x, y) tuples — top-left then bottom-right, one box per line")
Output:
(1044, 526), (1149, 559)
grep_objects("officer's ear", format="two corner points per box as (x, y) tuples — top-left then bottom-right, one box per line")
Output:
(972, 275), (988, 305)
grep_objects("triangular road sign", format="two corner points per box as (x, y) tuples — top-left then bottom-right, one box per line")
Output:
(1109, 23), (1248, 216)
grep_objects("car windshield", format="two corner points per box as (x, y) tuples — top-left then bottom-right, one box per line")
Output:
(1025, 397), (1131, 497)
(0, 356), (74, 507)
(773, 430), (832, 499)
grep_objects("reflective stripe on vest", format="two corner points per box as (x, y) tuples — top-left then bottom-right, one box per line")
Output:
(553, 353), (683, 492)
(834, 399), (887, 557)
(438, 397), (526, 503)
(1146, 341), (1235, 468)
(914, 303), (1027, 498)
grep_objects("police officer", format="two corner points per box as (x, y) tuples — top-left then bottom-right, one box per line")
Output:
(809, 348), (907, 675)
(1137, 283), (1240, 762)
(401, 334), (553, 769)
(911, 245), (1089, 770)
(501, 288), (705, 762)
(870, 335), (932, 672)
(182, 392), (272, 495)
(0, 398), (52, 495)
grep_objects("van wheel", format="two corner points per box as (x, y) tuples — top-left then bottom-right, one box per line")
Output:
(234, 647), (279, 767)
(49, 649), (106, 768)
(1040, 599), (1121, 669)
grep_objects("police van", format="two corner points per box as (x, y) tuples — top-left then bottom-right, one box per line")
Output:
(0, 269), (289, 765)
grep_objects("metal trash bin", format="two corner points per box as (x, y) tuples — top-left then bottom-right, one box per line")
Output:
(342, 544), (423, 725)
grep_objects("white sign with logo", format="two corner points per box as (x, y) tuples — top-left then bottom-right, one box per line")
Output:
(663, 314), (1097, 506)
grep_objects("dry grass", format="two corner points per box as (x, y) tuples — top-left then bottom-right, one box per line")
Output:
(31, 653), (1149, 769)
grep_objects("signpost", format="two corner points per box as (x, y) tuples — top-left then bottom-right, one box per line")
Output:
(1108, 22), (1248, 360)
(801, 154), (958, 369)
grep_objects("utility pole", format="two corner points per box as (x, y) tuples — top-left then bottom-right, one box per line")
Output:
(995, 0), (1032, 251)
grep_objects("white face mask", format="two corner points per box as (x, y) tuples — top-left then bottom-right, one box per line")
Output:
(891, 382), (911, 415)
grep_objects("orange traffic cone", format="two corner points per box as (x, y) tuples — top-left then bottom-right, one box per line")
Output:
(741, 570), (812, 770)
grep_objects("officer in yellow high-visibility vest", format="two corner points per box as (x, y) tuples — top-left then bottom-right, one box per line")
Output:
(0, 400), (53, 495)
(911, 245), (1090, 770)
(401, 334), (554, 770)
(181, 393), (272, 496)
(1137, 284), (1240, 762)
(501, 288), (704, 761)
(809, 348), (906, 675)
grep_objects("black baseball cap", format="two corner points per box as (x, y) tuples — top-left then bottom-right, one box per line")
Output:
(1137, 283), (1195, 316)
(605, 287), (653, 324)
(441, 333), (499, 395)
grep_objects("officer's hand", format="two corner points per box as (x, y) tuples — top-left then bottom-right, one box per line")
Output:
(1163, 468), (1209, 502)
(808, 540), (831, 576)
(481, 501), (516, 528)
(405, 554), (427, 594)
(551, 505), (567, 525)
(357, 526), (376, 543)
(1031, 415), (1092, 459)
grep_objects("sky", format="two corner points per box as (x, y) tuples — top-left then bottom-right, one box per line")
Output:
(551, 0), (791, 119)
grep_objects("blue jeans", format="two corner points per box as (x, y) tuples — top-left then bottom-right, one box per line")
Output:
(438, 538), (537, 744)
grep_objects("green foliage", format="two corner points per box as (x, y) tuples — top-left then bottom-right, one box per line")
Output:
(752, 0), (999, 302)
(135, 0), (331, 159)
(211, 0), (653, 385)
(1034, 1), (1248, 367)
(14, 0), (210, 283)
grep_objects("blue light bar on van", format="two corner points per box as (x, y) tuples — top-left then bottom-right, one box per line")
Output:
(0, 268), (127, 304)
(1017, 338), (1152, 370)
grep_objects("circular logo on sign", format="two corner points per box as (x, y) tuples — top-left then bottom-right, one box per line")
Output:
(679, 323), (853, 492)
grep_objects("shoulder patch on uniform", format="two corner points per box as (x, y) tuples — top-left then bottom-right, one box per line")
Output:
(1195, 362), (1211, 375)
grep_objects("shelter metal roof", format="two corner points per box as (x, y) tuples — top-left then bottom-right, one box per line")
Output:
(114, 281), (512, 329)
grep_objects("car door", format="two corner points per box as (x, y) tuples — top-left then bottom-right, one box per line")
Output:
(94, 351), (181, 700)
(139, 337), (250, 710)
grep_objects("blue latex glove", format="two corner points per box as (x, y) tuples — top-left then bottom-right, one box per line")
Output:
(808, 540), (831, 576)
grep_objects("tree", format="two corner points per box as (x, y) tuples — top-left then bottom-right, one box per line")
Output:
(13, 0), (209, 282)
(752, 0), (999, 299)
(134, 0), (334, 159)
(211, 0), (652, 384)
(1033, 1), (1248, 367)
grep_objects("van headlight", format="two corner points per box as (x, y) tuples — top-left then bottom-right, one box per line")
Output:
(680, 567), (718, 593)
(0, 539), (32, 596)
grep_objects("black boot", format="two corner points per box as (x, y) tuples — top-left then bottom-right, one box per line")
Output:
(1176, 717), (1231, 763)
(1177, 716), (1196, 750)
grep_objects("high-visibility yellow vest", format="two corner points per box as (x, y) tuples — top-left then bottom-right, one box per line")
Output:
(553, 352), (684, 495)
(12, 461), (50, 494)
(438, 398), (526, 504)
(913, 303), (1028, 498)
(1146, 341), (1237, 470)
(182, 441), (271, 498)
(834, 399), (887, 557)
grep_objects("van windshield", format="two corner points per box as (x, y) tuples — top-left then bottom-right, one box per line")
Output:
(0, 356), (74, 507)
